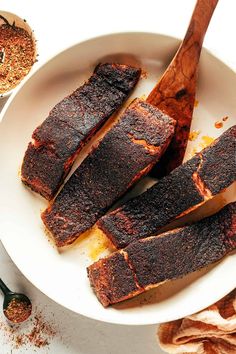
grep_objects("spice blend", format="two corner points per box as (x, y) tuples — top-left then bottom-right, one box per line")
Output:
(4, 298), (32, 323)
(0, 307), (57, 349)
(0, 18), (35, 94)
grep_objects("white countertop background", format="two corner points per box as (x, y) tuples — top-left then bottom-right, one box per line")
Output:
(0, 1), (235, 353)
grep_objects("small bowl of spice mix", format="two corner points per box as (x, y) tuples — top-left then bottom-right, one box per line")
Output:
(0, 11), (36, 97)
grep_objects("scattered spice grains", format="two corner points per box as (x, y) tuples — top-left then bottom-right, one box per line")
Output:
(0, 17), (36, 94)
(0, 307), (57, 350)
(4, 298), (32, 323)
(214, 120), (223, 129)
(214, 116), (229, 129)
(25, 314), (56, 348)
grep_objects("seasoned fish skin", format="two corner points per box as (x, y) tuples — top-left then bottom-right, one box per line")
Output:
(88, 252), (140, 307)
(42, 99), (175, 247)
(98, 126), (236, 249)
(21, 64), (141, 200)
(88, 202), (236, 307)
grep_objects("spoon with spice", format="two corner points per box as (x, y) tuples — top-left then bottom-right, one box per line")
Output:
(0, 11), (36, 97)
(0, 278), (32, 324)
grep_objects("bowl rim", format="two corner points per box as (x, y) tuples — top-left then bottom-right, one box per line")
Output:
(0, 10), (37, 98)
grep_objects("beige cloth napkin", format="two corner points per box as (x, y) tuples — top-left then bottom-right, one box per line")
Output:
(158, 289), (236, 354)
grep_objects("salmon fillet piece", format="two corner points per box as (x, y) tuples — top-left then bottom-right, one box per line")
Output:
(21, 63), (141, 200)
(98, 125), (236, 248)
(42, 99), (175, 247)
(88, 202), (236, 307)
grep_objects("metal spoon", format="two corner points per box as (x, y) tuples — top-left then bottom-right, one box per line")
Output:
(0, 278), (32, 323)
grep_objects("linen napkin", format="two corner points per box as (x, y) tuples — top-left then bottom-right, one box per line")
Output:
(158, 288), (236, 354)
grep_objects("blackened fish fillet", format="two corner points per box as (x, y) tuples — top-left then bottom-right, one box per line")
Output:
(42, 99), (175, 247)
(21, 63), (141, 200)
(88, 202), (236, 307)
(98, 125), (236, 248)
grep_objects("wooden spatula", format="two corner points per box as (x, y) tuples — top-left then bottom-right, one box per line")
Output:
(147, 0), (218, 177)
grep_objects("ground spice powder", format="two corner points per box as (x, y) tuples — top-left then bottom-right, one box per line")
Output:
(4, 298), (32, 323)
(0, 18), (35, 94)
(0, 307), (57, 350)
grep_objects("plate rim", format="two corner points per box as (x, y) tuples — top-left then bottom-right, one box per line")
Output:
(1, 30), (236, 124)
(0, 31), (236, 325)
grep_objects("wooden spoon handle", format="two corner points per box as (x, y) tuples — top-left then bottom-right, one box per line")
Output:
(147, 0), (218, 177)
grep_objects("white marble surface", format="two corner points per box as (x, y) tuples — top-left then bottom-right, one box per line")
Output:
(0, 0), (235, 353)
(0, 243), (164, 354)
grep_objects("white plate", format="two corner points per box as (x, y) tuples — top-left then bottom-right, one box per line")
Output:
(0, 33), (235, 325)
